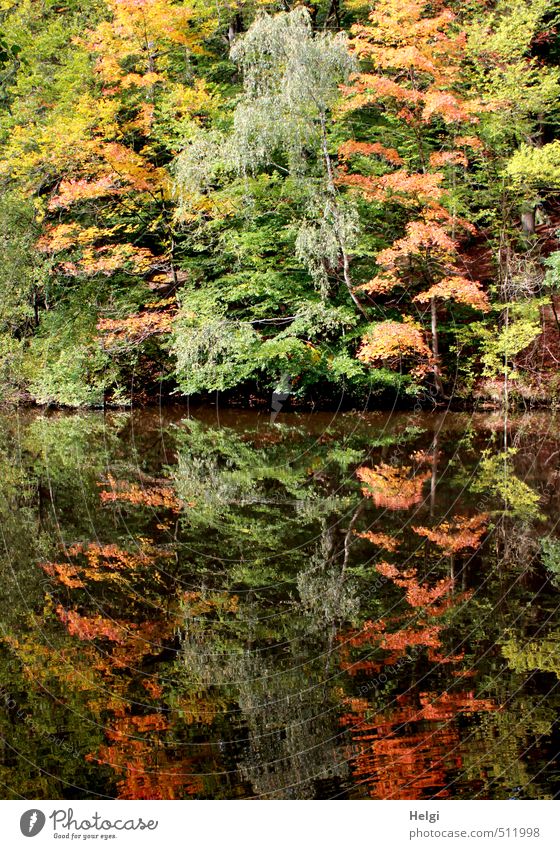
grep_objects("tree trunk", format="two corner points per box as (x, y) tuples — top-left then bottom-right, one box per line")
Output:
(319, 115), (367, 318)
(521, 209), (535, 235)
(431, 296), (445, 397)
(430, 431), (438, 517)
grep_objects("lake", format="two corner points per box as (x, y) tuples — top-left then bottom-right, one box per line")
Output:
(0, 406), (558, 799)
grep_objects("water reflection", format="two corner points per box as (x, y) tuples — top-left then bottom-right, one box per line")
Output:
(0, 408), (558, 799)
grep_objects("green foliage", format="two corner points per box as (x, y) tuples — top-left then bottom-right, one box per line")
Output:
(507, 141), (560, 190)
(172, 311), (260, 394)
(24, 291), (120, 406)
(0, 192), (47, 335)
(476, 303), (542, 381)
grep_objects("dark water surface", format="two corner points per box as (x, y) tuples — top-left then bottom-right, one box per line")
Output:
(0, 406), (558, 799)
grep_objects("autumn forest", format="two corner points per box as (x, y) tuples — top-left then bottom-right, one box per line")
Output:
(1, 0), (560, 407)
(0, 0), (559, 807)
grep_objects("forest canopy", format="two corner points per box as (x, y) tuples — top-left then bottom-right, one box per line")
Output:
(1, 0), (560, 407)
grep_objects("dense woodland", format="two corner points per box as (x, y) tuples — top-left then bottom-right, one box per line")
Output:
(1, 0), (560, 408)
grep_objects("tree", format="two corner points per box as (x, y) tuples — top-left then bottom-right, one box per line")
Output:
(338, 0), (490, 396)
(0, 0), (216, 404)
(171, 8), (378, 398)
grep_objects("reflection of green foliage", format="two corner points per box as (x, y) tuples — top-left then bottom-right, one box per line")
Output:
(502, 633), (560, 680)
(541, 537), (560, 590)
(171, 418), (360, 586)
(471, 448), (543, 520)
(466, 699), (557, 799)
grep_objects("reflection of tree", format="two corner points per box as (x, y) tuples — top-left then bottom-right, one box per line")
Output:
(0, 410), (558, 800)
(178, 519), (358, 799)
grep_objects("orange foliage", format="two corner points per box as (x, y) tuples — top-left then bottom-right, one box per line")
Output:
(339, 170), (444, 206)
(429, 150), (468, 169)
(64, 244), (158, 277)
(357, 321), (433, 377)
(38, 223), (160, 277)
(96, 142), (166, 194)
(414, 276), (489, 312)
(340, 73), (420, 108)
(338, 0), (486, 382)
(455, 135), (483, 150)
(376, 221), (457, 269)
(97, 299), (177, 348)
(37, 223), (103, 253)
(85, 0), (204, 89)
(48, 175), (121, 210)
(344, 1), (479, 122)
(338, 140), (404, 165)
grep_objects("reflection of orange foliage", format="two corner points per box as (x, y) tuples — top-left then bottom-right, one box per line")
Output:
(41, 562), (85, 588)
(67, 541), (153, 569)
(56, 605), (126, 643)
(380, 625), (442, 651)
(142, 677), (164, 698)
(355, 530), (400, 551)
(183, 591), (239, 616)
(413, 513), (488, 555)
(338, 534), (473, 677)
(343, 618), (386, 649)
(376, 562), (454, 609)
(99, 473), (181, 511)
(42, 540), (174, 592)
(341, 690), (497, 799)
(91, 713), (204, 799)
(357, 463), (430, 509)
